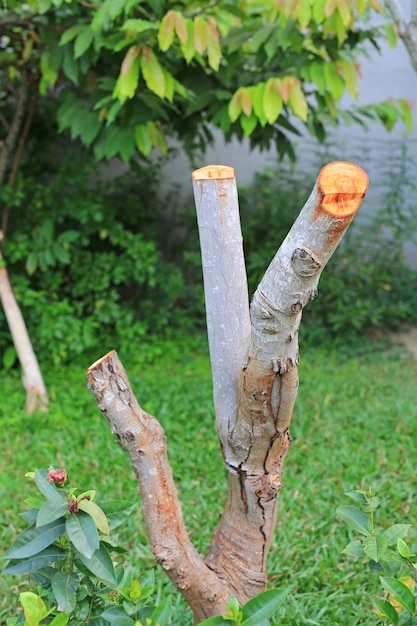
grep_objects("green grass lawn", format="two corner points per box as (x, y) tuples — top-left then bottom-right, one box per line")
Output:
(1, 335), (416, 625)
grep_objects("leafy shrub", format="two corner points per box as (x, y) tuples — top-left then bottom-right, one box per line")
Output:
(337, 489), (417, 625)
(1, 467), (171, 626)
(1, 151), (193, 365)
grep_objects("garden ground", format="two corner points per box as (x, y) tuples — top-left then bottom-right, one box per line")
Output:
(1, 331), (417, 624)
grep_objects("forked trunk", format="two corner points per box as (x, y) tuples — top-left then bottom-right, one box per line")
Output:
(87, 161), (368, 623)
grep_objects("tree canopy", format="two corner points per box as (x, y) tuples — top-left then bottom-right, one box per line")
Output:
(0, 0), (413, 167)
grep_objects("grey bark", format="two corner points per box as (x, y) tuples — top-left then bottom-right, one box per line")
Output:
(385, 0), (417, 73)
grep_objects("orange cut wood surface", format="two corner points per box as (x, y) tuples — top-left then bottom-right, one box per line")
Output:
(318, 161), (368, 217)
(192, 165), (235, 181)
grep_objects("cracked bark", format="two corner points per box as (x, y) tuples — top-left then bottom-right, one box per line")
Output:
(88, 161), (368, 623)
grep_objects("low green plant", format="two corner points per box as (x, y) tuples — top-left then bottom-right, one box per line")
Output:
(198, 589), (291, 626)
(1, 468), (171, 626)
(337, 489), (417, 625)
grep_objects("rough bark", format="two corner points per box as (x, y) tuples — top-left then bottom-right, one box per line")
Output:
(204, 162), (368, 600)
(385, 0), (417, 73)
(0, 255), (49, 414)
(88, 161), (368, 623)
(87, 352), (231, 623)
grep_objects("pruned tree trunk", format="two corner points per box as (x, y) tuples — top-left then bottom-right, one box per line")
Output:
(87, 161), (368, 623)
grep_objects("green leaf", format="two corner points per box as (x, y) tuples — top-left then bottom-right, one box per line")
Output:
(36, 498), (68, 527)
(384, 23), (397, 49)
(74, 27), (94, 59)
(297, 0), (311, 28)
(100, 606), (135, 625)
(228, 89), (242, 122)
(194, 15), (208, 55)
(122, 19), (156, 33)
(341, 60), (358, 100)
(207, 19), (221, 71)
(342, 539), (366, 558)
(117, 129), (136, 163)
(1, 546), (67, 575)
(3, 345), (17, 371)
(91, 0), (126, 31)
(66, 512), (99, 558)
(380, 577), (416, 615)
(181, 19), (195, 63)
(20, 591), (47, 626)
(4, 520), (65, 560)
(158, 11), (175, 51)
(310, 62), (326, 94)
(263, 79), (283, 124)
(289, 82), (308, 122)
(336, 505), (372, 536)
(113, 45), (141, 103)
(162, 67), (175, 102)
(397, 537), (413, 559)
(141, 48), (166, 99)
(75, 543), (117, 585)
(34, 469), (66, 502)
(61, 45), (79, 84)
(173, 11), (188, 44)
(398, 99), (413, 134)
(78, 499), (110, 535)
(225, 597), (240, 619)
(241, 588), (291, 625)
(344, 490), (368, 504)
(51, 571), (79, 614)
(59, 24), (84, 46)
(40, 52), (58, 88)
(198, 617), (229, 626)
(135, 124), (153, 156)
(240, 113), (258, 137)
(251, 83), (267, 126)
(149, 596), (172, 625)
(49, 614), (70, 626)
(374, 598), (399, 625)
(323, 62), (345, 100)
(363, 534), (388, 563)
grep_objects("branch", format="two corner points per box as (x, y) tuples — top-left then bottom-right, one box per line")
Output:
(0, 68), (29, 188)
(2, 75), (38, 242)
(87, 351), (232, 623)
(385, 0), (417, 73)
(192, 166), (251, 456)
(0, 111), (11, 133)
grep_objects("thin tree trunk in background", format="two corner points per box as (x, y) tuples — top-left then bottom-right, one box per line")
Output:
(88, 161), (369, 623)
(0, 252), (48, 414)
(385, 0), (417, 73)
(0, 71), (48, 414)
